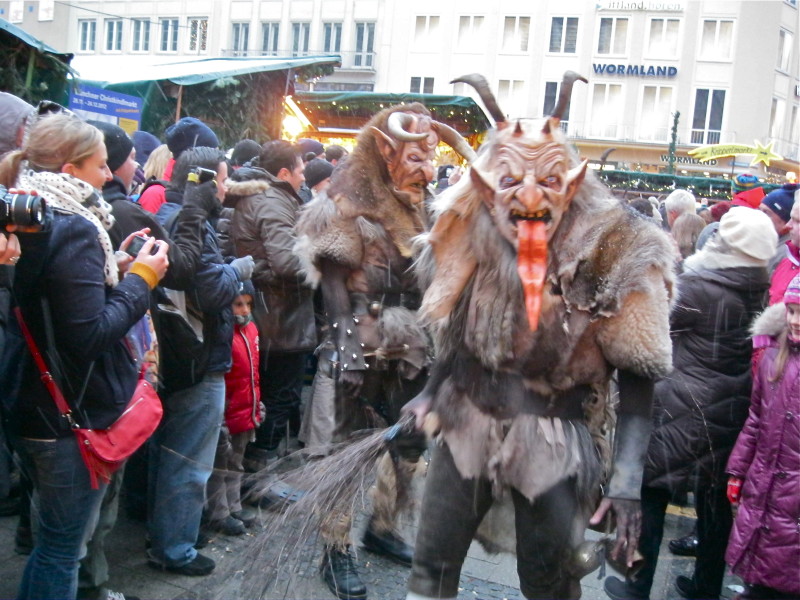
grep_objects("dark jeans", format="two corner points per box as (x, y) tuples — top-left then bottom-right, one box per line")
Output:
(632, 469), (732, 598)
(254, 351), (307, 450)
(409, 442), (582, 600)
(15, 436), (107, 600)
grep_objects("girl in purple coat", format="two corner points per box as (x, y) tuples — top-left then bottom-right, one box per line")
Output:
(726, 273), (800, 600)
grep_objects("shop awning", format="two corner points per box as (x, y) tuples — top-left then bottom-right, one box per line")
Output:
(293, 91), (491, 137)
(73, 55), (341, 88)
(0, 17), (72, 60)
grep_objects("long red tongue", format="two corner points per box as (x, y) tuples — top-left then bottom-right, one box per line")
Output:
(517, 220), (547, 331)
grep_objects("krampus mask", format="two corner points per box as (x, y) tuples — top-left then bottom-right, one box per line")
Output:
(423, 72), (588, 331)
(371, 105), (475, 206)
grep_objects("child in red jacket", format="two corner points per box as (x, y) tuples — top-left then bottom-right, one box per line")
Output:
(205, 286), (262, 535)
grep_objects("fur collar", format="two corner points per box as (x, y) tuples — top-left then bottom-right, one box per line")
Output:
(751, 303), (786, 338)
(224, 177), (270, 198)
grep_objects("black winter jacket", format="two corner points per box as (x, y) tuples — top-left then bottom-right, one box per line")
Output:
(1, 213), (151, 438)
(103, 176), (205, 290)
(644, 264), (769, 491)
(155, 201), (240, 377)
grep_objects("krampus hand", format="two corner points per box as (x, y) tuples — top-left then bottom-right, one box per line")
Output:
(339, 368), (364, 398)
(590, 497), (641, 567)
(401, 392), (433, 432)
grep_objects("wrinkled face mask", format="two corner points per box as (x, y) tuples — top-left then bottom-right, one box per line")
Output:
(373, 112), (438, 206)
(234, 313), (252, 327)
(472, 120), (587, 331)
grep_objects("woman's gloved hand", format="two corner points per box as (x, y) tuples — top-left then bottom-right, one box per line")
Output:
(727, 476), (743, 505)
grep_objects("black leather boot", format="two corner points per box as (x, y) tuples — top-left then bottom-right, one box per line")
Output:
(361, 525), (413, 567)
(668, 531), (698, 557)
(320, 545), (367, 600)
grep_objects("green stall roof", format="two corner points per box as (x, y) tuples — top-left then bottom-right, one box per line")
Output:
(74, 55), (341, 88)
(293, 91), (491, 136)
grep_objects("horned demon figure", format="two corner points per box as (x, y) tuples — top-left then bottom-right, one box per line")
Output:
(295, 102), (475, 599)
(402, 74), (677, 600)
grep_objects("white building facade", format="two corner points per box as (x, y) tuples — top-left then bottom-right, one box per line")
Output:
(2, 0), (797, 176)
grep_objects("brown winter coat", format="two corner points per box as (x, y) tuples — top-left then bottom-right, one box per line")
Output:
(227, 168), (316, 353)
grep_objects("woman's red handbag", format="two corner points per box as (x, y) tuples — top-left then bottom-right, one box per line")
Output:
(15, 307), (163, 489)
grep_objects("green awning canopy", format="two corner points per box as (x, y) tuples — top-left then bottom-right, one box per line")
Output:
(294, 91), (491, 136)
(74, 55), (341, 88)
(0, 17), (72, 60)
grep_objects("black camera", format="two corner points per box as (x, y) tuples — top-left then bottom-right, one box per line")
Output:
(0, 185), (47, 229)
(125, 234), (161, 258)
(186, 167), (217, 185)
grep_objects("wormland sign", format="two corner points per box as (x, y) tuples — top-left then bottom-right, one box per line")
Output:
(593, 64), (678, 77)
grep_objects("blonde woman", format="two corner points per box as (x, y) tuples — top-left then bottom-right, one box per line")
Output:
(0, 113), (168, 600)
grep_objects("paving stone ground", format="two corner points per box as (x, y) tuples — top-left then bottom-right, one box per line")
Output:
(0, 483), (744, 600)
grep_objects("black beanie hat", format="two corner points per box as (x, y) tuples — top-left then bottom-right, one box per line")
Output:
(165, 117), (219, 158)
(88, 120), (134, 173)
(231, 139), (262, 167)
(304, 158), (334, 189)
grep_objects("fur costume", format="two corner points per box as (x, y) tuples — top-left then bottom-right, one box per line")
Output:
(295, 103), (474, 560)
(406, 74), (676, 600)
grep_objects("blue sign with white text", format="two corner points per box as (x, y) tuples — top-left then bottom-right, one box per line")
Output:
(69, 85), (142, 134)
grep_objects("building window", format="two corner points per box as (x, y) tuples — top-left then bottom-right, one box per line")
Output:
(502, 16), (530, 52)
(414, 15), (440, 47)
(105, 19), (122, 52)
(131, 19), (150, 52)
(457, 16), (484, 50)
(769, 98), (786, 138)
(777, 29), (793, 71)
(549, 17), (578, 53)
(262, 22), (279, 55)
(8, 0), (23, 23)
(323, 22), (342, 53)
(232, 23), (249, 55)
(543, 81), (575, 122)
(699, 19), (733, 61)
(291, 22), (310, 56)
(647, 18), (679, 57)
(590, 83), (623, 138)
(188, 17), (208, 53)
(160, 18), (179, 52)
(691, 88), (725, 144)
(410, 77), (434, 94)
(497, 79), (525, 118)
(79, 19), (96, 52)
(38, 0), (54, 21)
(355, 22), (375, 67)
(639, 85), (673, 142)
(597, 17), (628, 55)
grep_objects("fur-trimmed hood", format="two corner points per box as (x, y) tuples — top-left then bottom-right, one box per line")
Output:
(224, 166), (271, 208)
(751, 302), (787, 339)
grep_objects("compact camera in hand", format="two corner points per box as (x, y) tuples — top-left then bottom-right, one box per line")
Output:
(0, 185), (48, 229)
(186, 167), (217, 185)
(126, 235), (161, 258)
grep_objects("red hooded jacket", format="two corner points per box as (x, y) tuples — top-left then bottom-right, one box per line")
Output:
(224, 320), (261, 435)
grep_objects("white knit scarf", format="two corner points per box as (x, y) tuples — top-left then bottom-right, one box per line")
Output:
(17, 169), (119, 286)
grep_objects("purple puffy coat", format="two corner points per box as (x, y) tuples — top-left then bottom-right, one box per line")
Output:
(725, 339), (800, 595)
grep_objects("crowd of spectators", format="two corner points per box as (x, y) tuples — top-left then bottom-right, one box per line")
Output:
(0, 89), (797, 600)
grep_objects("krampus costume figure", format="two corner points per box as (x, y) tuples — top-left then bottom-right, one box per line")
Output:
(295, 102), (475, 600)
(402, 74), (676, 600)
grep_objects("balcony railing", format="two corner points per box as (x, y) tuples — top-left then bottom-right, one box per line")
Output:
(220, 48), (376, 71)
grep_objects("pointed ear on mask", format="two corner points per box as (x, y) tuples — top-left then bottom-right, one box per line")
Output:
(371, 127), (397, 165)
(563, 159), (588, 204)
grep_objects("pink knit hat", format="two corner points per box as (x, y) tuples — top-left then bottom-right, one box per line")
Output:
(784, 274), (800, 305)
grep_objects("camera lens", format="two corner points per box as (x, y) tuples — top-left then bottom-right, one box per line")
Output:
(11, 193), (44, 227)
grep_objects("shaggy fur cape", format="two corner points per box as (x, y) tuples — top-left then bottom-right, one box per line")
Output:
(414, 162), (676, 507)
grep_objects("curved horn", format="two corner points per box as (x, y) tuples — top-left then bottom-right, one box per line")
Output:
(386, 112), (428, 142)
(450, 73), (506, 125)
(551, 71), (588, 121)
(431, 122), (477, 163)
